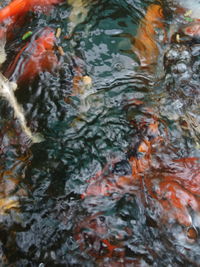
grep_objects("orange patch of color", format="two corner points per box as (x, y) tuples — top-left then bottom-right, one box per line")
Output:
(4, 27), (58, 83)
(0, 0), (62, 23)
(133, 4), (165, 66)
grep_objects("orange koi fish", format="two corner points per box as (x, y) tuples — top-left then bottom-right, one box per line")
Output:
(133, 1), (200, 66)
(0, 0), (62, 23)
(150, 180), (199, 227)
(133, 4), (165, 66)
(83, 147), (200, 229)
(4, 27), (58, 83)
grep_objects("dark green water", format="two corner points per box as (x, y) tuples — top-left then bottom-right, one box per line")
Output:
(0, 0), (200, 266)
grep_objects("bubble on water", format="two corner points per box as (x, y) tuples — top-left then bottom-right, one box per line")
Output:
(113, 62), (124, 71)
(179, 50), (191, 62)
(176, 62), (187, 73)
(192, 60), (200, 72)
(191, 44), (200, 56)
(166, 49), (179, 61)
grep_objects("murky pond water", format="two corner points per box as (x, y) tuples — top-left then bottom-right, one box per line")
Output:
(0, 0), (200, 266)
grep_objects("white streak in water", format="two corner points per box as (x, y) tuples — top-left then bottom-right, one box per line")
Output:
(0, 73), (43, 143)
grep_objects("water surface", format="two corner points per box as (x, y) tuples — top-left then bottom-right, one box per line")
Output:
(0, 0), (200, 266)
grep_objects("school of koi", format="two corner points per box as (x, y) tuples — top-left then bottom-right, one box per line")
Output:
(0, 0), (200, 266)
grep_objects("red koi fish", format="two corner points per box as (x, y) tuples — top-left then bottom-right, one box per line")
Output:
(0, 0), (62, 23)
(0, 0), (63, 40)
(83, 149), (200, 230)
(4, 27), (58, 83)
(82, 108), (200, 230)
(133, 4), (165, 66)
(82, 113), (161, 198)
(145, 157), (200, 227)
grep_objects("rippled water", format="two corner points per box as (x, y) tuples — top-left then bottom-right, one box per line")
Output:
(0, 0), (200, 266)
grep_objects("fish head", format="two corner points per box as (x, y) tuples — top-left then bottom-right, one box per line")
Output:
(29, 27), (58, 75)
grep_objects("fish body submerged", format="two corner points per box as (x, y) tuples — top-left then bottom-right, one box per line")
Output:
(5, 27), (58, 83)
(0, 0), (62, 23)
(133, 4), (165, 67)
(0, 0), (63, 41)
(133, 1), (200, 67)
(0, 72), (43, 143)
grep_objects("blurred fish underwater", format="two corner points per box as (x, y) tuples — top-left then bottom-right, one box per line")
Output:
(0, 0), (200, 266)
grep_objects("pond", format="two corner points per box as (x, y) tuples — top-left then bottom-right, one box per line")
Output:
(0, 0), (200, 266)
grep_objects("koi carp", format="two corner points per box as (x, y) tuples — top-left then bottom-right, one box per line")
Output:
(0, 0), (62, 24)
(133, 4), (165, 66)
(0, 0), (63, 41)
(134, 1), (200, 66)
(74, 2), (200, 261)
(82, 108), (200, 230)
(82, 112), (162, 198)
(83, 156), (200, 231)
(4, 27), (58, 84)
(144, 157), (200, 227)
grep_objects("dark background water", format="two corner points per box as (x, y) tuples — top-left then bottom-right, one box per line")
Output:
(0, 0), (200, 266)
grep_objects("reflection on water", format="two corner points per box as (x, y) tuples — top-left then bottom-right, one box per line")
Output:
(0, 0), (200, 266)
